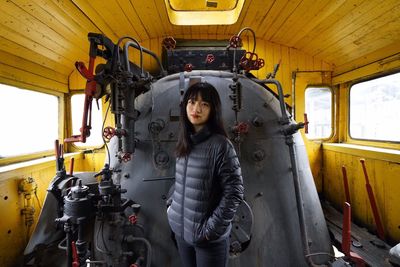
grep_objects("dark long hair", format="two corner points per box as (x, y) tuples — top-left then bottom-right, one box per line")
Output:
(176, 82), (227, 158)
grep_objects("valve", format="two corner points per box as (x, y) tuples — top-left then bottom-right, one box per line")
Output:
(162, 36), (176, 50)
(184, 63), (193, 72)
(239, 52), (259, 71)
(122, 153), (132, 163)
(256, 58), (265, 69)
(232, 122), (249, 135)
(103, 126), (116, 141)
(228, 35), (242, 49)
(205, 54), (215, 64)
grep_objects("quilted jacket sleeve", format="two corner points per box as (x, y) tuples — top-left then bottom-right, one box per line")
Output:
(204, 139), (244, 240)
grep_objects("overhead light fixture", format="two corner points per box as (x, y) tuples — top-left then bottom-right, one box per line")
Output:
(165, 0), (244, 25)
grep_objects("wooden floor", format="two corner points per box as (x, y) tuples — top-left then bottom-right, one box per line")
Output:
(322, 202), (394, 267)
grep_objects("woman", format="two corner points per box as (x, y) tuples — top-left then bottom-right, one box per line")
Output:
(167, 82), (244, 267)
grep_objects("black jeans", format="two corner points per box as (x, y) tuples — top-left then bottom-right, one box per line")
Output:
(175, 235), (229, 267)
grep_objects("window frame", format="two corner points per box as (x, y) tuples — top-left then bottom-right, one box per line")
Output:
(304, 85), (334, 141)
(347, 71), (400, 145)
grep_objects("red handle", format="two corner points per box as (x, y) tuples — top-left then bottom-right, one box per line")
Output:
(360, 159), (385, 240)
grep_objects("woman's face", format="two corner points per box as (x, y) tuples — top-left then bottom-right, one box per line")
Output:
(186, 93), (211, 132)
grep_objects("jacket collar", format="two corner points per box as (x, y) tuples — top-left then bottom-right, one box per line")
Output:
(190, 125), (212, 145)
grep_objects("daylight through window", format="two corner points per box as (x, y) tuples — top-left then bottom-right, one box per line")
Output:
(350, 72), (400, 142)
(0, 84), (58, 158)
(305, 87), (332, 139)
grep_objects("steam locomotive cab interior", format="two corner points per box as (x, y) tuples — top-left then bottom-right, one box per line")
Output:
(0, 1), (400, 267)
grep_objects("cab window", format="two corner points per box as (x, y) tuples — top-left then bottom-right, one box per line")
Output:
(0, 84), (58, 158)
(71, 94), (103, 147)
(349, 72), (400, 142)
(305, 86), (332, 139)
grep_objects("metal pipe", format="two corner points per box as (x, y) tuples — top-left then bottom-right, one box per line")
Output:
(237, 27), (256, 54)
(124, 40), (166, 77)
(124, 236), (152, 267)
(250, 77), (289, 123)
(251, 76), (329, 266)
(123, 39), (144, 77)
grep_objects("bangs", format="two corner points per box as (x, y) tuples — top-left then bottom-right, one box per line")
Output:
(186, 83), (213, 103)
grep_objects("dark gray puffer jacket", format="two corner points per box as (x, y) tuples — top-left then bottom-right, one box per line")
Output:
(167, 127), (244, 244)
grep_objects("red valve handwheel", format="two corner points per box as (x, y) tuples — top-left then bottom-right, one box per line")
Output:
(184, 63), (193, 72)
(206, 54), (215, 64)
(162, 37), (176, 50)
(103, 127), (115, 140)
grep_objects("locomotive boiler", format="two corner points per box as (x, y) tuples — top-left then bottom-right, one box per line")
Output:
(23, 30), (346, 267)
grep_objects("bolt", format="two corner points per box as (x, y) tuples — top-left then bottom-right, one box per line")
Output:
(253, 149), (265, 161)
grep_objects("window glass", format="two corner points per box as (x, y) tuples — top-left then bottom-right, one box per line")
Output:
(71, 94), (103, 147)
(350, 72), (400, 142)
(0, 84), (58, 158)
(305, 87), (332, 139)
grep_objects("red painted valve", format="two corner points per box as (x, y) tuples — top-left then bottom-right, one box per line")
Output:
(162, 36), (176, 50)
(122, 153), (132, 163)
(103, 126), (116, 141)
(239, 52), (258, 71)
(229, 35), (242, 48)
(233, 122), (249, 134)
(206, 54), (215, 64)
(256, 58), (265, 69)
(184, 63), (193, 72)
(129, 214), (138, 224)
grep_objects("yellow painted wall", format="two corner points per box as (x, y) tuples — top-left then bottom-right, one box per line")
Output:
(322, 145), (400, 243)
(321, 59), (400, 244)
